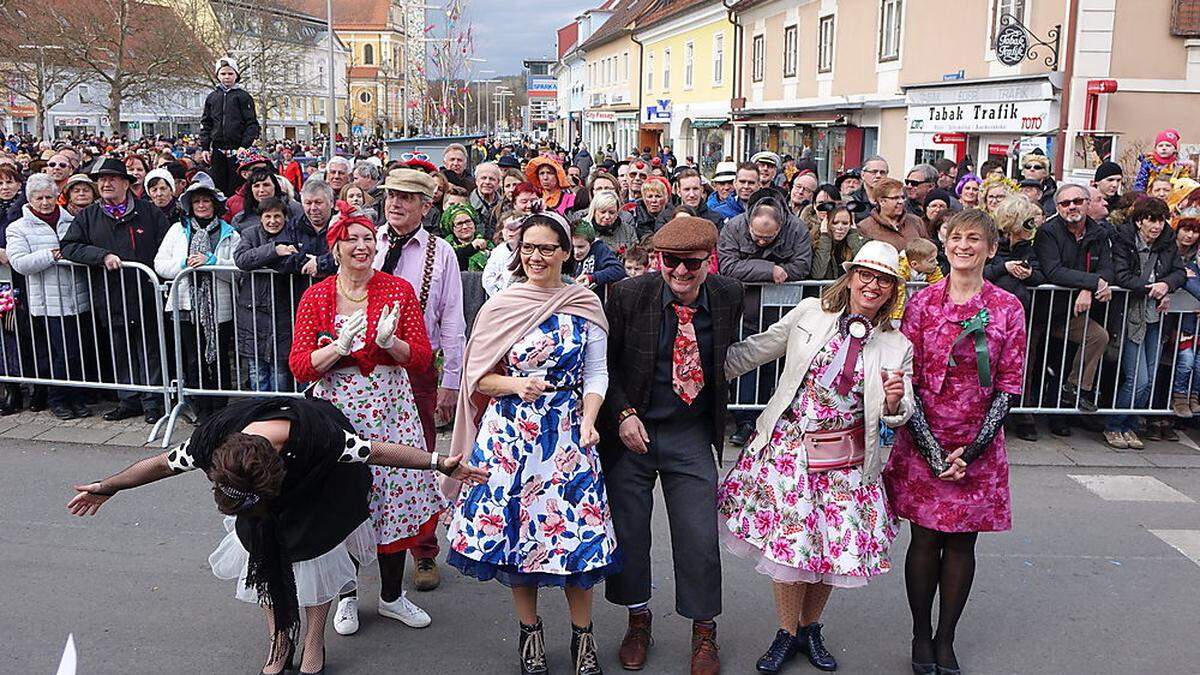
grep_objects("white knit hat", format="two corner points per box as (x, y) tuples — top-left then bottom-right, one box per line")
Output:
(215, 57), (240, 76)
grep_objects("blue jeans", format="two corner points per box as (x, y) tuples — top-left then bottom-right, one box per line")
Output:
(1172, 314), (1200, 397)
(241, 358), (295, 393)
(1106, 322), (1162, 433)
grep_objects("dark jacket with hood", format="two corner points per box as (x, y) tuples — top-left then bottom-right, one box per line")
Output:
(60, 194), (170, 321)
(232, 220), (325, 361)
(1109, 221), (1186, 343)
(200, 85), (260, 151)
(984, 237), (1046, 312)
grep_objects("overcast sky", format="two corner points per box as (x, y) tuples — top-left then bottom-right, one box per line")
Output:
(457, 1), (597, 76)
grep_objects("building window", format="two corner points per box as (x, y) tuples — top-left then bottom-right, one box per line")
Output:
(647, 52), (654, 90)
(991, 0), (1027, 42)
(818, 15), (835, 73)
(751, 34), (764, 82)
(713, 32), (724, 85)
(663, 48), (671, 89)
(623, 51), (629, 79)
(78, 84), (90, 104)
(783, 25), (798, 78)
(358, 91), (372, 104)
(684, 41), (694, 89)
(878, 0), (902, 62)
(363, 43), (374, 65)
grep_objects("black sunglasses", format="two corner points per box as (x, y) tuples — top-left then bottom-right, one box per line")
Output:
(904, 179), (931, 187)
(1056, 197), (1086, 207)
(661, 253), (709, 271)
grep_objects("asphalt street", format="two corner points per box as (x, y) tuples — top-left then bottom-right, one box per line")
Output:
(3, 437), (1199, 674)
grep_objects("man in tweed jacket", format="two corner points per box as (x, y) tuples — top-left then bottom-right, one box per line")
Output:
(599, 215), (744, 674)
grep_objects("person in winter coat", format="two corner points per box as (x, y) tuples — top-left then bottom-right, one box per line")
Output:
(199, 57), (261, 195)
(143, 168), (182, 225)
(570, 219), (626, 296)
(223, 153), (274, 221)
(1134, 129), (1193, 193)
(1103, 197), (1186, 448)
(525, 156), (589, 217)
(232, 196), (321, 392)
(674, 168), (724, 228)
(630, 176), (673, 239)
(60, 158), (170, 424)
(154, 180), (241, 423)
(1020, 150), (1058, 215)
(587, 190), (639, 254)
(5, 174), (90, 420)
(809, 203), (866, 280)
(278, 146), (304, 194)
(440, 202), (491, 271)
(572, 143), (594, 183)
(230, 168), (304, 232)
(984, 195), (1046, 441)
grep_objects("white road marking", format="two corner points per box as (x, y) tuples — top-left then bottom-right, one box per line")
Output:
(1068, 474), (1195, 502)
(1149, 530), (1200, 567)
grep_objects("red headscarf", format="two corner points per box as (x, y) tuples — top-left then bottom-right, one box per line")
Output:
(325, 201), (377, 248)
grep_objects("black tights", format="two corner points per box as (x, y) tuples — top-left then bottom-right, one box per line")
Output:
(904, 523), (978, 670)
(341, 551), (407, 603)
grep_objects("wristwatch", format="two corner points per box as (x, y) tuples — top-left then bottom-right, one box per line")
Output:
(617, 408), (638, 424)
(430, 452), (440, 470)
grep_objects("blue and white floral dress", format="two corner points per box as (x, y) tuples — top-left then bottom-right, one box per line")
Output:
(447, 313), (620, 588)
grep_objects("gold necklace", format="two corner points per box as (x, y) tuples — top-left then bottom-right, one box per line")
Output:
(336, 276), (368, 303)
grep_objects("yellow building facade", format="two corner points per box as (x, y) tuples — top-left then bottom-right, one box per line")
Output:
(634, 0), (733, 173)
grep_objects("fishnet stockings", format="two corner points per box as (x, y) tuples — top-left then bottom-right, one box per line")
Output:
(300, 601), (331, 673)
(772, 581), (834, 634)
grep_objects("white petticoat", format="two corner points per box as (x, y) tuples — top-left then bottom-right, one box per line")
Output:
(209, 516), (378, 607)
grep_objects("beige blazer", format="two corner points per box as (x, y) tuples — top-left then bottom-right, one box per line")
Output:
(725, 297), (915, 482)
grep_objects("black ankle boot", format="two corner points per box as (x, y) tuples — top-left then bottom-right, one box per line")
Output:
(0, 384), (22, 416)
(519, 618), (548, 675)
(571, 623), (602, 675)
(800, 623), (838, 671)
(755, 628), (798, 673)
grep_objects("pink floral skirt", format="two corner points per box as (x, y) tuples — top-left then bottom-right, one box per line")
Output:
(718, 450), (898, 588)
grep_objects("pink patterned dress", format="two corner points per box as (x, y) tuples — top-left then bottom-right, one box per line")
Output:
(718, 332), (898, 588)
(314, 314), (447, 551)
(883, 280), (1026, 533)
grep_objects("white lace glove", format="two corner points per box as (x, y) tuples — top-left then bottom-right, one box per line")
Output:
(375, 302), (400, 349)
(332, 309), (367, 356)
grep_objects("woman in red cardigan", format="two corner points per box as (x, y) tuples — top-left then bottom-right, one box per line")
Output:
(288, 207), (443, 652)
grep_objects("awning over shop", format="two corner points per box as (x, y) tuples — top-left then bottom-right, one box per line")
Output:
(732, 111), (849, 127)
(691, 118), (727, 129)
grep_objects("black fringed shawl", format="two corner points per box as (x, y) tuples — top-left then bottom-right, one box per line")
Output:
(188, 397), (372, 647)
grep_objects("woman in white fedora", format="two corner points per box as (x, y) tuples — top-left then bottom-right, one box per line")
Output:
(718, 240), (914, 674)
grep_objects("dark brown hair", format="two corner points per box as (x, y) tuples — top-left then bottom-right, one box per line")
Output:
(820, 272), (898, 331)
(507, 214), (577, 280)
(208, 433), (286, 518)
(1129, 197), (1170, 225)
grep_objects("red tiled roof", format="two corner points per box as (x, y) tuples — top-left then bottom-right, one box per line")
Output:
(636, 0), (718, 31)
(577, 0), (661, 51)
(557, 22), (579, 60)
(276, 0), (391, 30)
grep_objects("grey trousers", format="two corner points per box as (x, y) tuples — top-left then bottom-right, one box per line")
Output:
(604, 417), (722, 620)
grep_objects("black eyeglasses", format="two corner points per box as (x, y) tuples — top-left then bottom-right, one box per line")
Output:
(519, 242), (562, 257)
(1056, 197), (1086, 207)
(854, 268), (896, 289)
(661, 253), (709, 271)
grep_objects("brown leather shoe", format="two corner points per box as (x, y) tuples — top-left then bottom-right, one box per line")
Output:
(690, 621), (720, 675)
(412, 557), (441, 591)
(618, 610), (652, 670)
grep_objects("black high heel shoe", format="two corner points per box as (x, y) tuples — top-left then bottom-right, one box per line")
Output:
(260, 638), (294, 675)
(912, 637), (936, 674)
(300, 646), (325, 675)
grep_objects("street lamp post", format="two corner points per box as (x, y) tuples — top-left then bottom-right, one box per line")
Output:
(325, 0), (336, 159)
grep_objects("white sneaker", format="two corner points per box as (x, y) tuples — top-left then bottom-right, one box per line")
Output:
(378, 591), (432, 628)
(333, 597), (359, 635)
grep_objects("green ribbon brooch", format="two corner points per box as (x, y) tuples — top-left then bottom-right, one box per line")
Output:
(947, 308), (992, 388)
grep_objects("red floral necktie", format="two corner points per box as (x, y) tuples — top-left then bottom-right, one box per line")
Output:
(671, 304), (704, 405)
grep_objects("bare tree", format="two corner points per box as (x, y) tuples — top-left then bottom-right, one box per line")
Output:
(56, 0), (207, 136)
(0, 5), (92, 139)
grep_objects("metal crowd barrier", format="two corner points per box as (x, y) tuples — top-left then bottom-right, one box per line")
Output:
(729, 280), (1200, 417)
(0, 260), (173, 444)
(3, 261), (1200, 449)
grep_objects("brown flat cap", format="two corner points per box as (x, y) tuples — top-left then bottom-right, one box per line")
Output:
(653, 215), (718, 254)
(382, 168), (436, 198)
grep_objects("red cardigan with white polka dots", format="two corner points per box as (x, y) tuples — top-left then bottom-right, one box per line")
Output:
(288, 271), (433, 384)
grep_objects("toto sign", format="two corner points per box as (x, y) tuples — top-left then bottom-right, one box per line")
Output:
(995, 24), (1028, 66)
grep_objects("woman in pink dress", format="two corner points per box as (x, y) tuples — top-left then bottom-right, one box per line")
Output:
(883, 209), (1027, 675)
(719, 241), (914, 674)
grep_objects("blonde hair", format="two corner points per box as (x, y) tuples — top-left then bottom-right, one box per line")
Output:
(640, 180), (667, 198)
(993, 195), (1041, 237)
(905, 238), (937, 261)
(588, 190), (620, 221)
(819, 272), (898, 331)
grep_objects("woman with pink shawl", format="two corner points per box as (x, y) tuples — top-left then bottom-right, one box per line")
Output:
(445, 210), (617, 675)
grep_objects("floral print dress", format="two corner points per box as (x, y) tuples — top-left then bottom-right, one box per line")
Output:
(313, 314), (446, 551)
(883, 280), (1026, 533)
(447, 313), (619, 588)
(718, 332), (899, 588)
